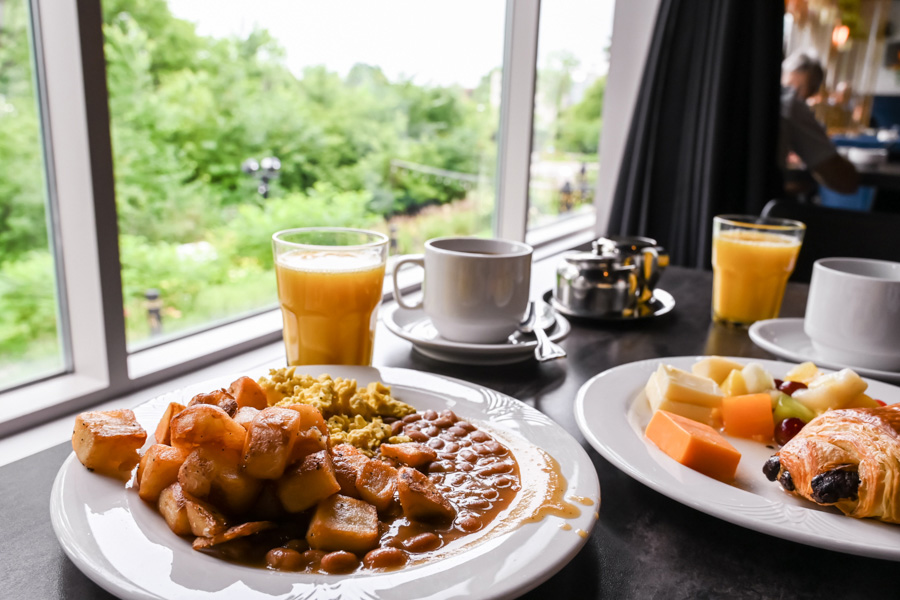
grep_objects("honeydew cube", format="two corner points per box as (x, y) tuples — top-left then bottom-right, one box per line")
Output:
(741, 362), (776, 394)
(691, 357), (745, 385)
(793, 369), (868, 414)
(721, 370), (748, 397)
(645, 365), (724, 409)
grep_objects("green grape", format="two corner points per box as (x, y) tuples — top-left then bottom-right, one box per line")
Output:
(773, 393), (816, 425)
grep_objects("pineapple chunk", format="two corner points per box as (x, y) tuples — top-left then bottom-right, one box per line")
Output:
(356, 459), (398, 512)
(241, 407), (304, 479)
(306, 494), (380, 553)
(153, 402), (185, 445)
(72, 409), (147, 479)
(138, 444), (189, 503)
(397, 466), (456, 522)
(691, 357), (745, 385)
(785, 361), (822, 384)
(845, 393), (881, 409)
(277, 450), (341, 513)
(158, 483), (192, 536)
(793, 369), (869, 414)
(228, 376), (269, 410)
(646, 365), (724, 408)
(721, 369), (748, 397)
(741, 362), (776, 394)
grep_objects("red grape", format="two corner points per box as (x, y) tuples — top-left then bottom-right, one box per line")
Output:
(777, 380), (808, 396)
(775, 417), (805, 446)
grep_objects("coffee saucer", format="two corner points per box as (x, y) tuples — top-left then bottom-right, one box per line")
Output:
(382, 303), (571, 365)
(542, 289), (675, 322)
(748, 318), (900, 383)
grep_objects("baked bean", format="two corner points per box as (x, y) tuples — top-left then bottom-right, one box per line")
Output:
(459, 462), (474, 472)
(391, 421), (404, 436)
(495, 475), (513, 488)
(473, 443), (491, 455)
(320, 551), (359, 574)
(447, 426), (468, 438)
(427, 437), (445, 449)
(483, 441), (502, 454)
(299, 549), (327, 569)
(461, 497), (491, 510)
(423, 409), (438, 421)
(402, 532), (441, 553)
(456, 439), (472, 447)
(470, 430), (490, 443)
(407, 431), (428, 443)
(266, 547), (305, 571)
(456, 514), (483, 533)
(403, 413), (423, 423)
(439, 409), (458, 422)
(483, 489), (500, 501)
(424, 425), (440, 437)
(456, 421), (476, 432)
(478, 462), (513, 476)
(432, 415), (454, 429)
(428, 460), (455, 473)
(442, 441), (460, 453)
(363, 547), (408, 570)
(284, 538), (308, 552)
(459, 449), (478, 463)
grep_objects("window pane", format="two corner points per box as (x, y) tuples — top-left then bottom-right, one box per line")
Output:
(0, 0), (65, 390)
(529, 0), (615, 230)
(101, 0), (504, 350)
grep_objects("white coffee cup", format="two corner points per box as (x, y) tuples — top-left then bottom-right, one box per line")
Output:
(392, 237), (533, 343)
(804, 258), (900, 371)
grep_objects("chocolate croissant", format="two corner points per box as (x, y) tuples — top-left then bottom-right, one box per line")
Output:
(763, 403), (900, 523)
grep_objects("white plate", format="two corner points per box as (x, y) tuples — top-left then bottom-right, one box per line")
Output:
(574, 356), (900, 561)
(52, 365), (599, 600)
(749, 318), (900, 383)
(383, 304), (571, 365)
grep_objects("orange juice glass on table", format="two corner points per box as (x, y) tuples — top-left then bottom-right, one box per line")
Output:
(272, 228), (389, 365)
(711, 215), (805, 326)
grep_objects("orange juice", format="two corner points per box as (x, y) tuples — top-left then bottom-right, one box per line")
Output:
(275, 250), (386, 365)
(712, 230), (801, 325)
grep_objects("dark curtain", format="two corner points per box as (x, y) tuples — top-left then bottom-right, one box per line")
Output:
(607, 0), (784, 269)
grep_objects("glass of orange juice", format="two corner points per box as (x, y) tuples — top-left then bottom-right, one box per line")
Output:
(272, 228), (389, 365)
(711, 215), (805, 326)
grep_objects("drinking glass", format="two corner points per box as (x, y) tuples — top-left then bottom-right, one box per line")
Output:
(711, 215), (805, 327)
(272, 228), (389, 365)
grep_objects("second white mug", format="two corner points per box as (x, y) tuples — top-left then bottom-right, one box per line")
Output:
(392, 237), (533, 344)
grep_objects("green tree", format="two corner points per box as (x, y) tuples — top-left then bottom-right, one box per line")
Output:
(557, 75), (606, 155)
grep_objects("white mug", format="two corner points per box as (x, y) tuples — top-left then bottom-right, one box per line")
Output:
(804, 258), (900, 371)
(392, 237), (533, 344)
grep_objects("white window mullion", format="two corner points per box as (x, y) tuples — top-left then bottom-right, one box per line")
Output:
(496, 0), (540, 242)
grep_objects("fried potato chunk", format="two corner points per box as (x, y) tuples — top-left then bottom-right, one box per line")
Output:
(158, 482), (192, 536)
(178, 446), (261, 516)
(169, 404), (246, 453)
(330, 444), (369, 498)
(241, 407), (304, 479)
(153, 402), (185, 445)
(188, 389), (238, 418)
(72, 409), (147, 479)
(229, 376), (269, 410)
(277, 450), (341, 513)
(183, 491), (229, 538)
(306, 494), (379, 554)
(356, 459), (398, 512)
(192, 521), (275, 550)
(379, 442), (437, 468)
(233, 406), (260, 430)
(397, 467), (456, 522)
(138, 444), (189, 503)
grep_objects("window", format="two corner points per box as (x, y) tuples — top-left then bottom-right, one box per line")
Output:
(1, 0), (618, 434)
(0, 0), (66, 391)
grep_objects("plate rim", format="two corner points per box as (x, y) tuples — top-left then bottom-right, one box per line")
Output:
(574, 355), (900, 561)
(51, 365), (599, 600)
(749, 318), (900, 383)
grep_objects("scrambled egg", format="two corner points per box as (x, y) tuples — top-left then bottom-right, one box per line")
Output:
(258, 367), (414, 455)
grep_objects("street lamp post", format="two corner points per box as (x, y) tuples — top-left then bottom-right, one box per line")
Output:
(242, 156), (281, 198)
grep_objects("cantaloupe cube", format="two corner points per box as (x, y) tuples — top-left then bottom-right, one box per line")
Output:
(306, 494), (380, 553)
(721, 393), (774, 440)
(644, 410), (741, 481)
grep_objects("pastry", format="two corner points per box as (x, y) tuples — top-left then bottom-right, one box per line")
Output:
(762, 403), (900, 523)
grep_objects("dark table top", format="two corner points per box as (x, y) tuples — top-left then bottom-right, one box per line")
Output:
(3, 265), (899, 599)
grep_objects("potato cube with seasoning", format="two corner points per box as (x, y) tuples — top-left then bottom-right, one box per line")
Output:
(158, 482), (192, 536)
(228, 376), (269, 410)
(169, 404), (246, 453)
(138, 444), (189, 502)
(72, 409), (147, 479)
(242, 407), (304, 479)
(397, 467), (456, 522)
(356, 459), (398, 512)
(330, 444), (369, 498)
(277, 450), (341, 512)
(153, 402), (185, 445)
(306, 494), (380, 554)
(379, 442), (437, 468)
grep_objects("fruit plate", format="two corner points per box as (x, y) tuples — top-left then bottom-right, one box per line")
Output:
(574, 356), (900, 561)
(51, 365), (600, 600)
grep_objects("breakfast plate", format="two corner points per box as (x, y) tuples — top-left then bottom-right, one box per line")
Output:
(574, 356), (900, 561)
(383, 303), (571, 365)
(52, 365), (599, 600)
(543, 289), (675, 322)
(748, 318), (900, 383)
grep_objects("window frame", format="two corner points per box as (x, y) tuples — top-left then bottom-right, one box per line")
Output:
(0, 0), (607, 436)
